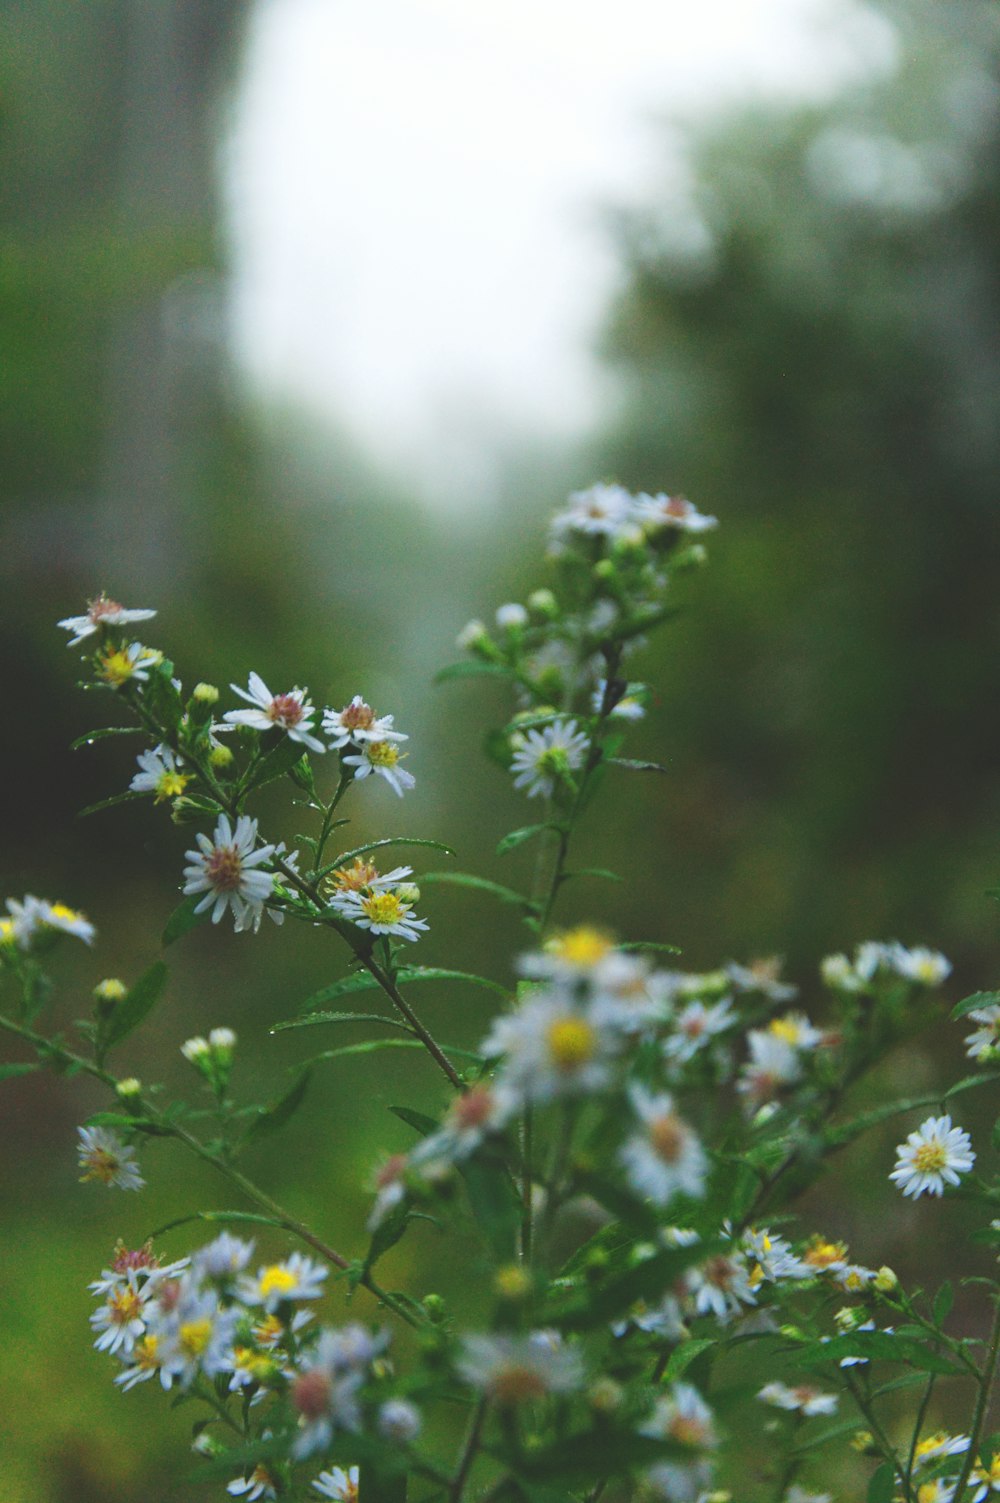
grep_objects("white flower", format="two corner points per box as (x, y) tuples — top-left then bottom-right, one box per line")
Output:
(182, 814), (276, 933)
(972, 1454), (1000, 1500)
(549, 483), (642, 545)
(496, 602), (529, 629)
(758, 1381), (837, 1415)
(7, 894), (95, 947)
(890, 1115), (975, 1199)
(224, 672), (325, 753)
(742, 1228), (813, 1284)
(456, 619), (490, 651)
(965, 1004), (1000, 1060)
(633, 492), (718, 534)
(77, 1126), (144, 1191)
(96, 640), (161, 687)
(412, 1084), (509, 1166)
(591, 678), (647, 720)
(239, 1254), (329, 1312)
(323, 695), (407, 749)
(151, 1283), (239, 1388)
(228, 1466), (279, 1500)
(620, 1087), (708, 1207)
(510, 718), (589, 799)
(766, 1012), (825, 1051)
(58, 595), (157, 646)
(378, 1399), (422, 1442)
(890, 944), (951, 986)
(855, 941), (899, 980)
(641, 1382), (717, 1448)
(193, 1233), (255, 1283)
(342, 739), (415, 797)
(332, 886), (428, 942)
(482, 993), (617, 1106)
(291, 1326), (380, 1458)
(644, 1460), (714, 1502)
(688, 1252), (757, 1323)
(90, 1268), (152, 1356)
(664, 998), (735, 1064)
(457, 1332), (583, 1404)
(737, 1030), (802, 1105)
(820, 952), (861, 991)
(725, 957), (798, 1002)
(130, 745), (189, 802)
(913, 1432), (970, 1469)
(313, 1466), (359, 1502)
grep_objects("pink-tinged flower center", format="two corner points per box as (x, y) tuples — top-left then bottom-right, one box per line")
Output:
(330, 858), (379, 892)
(649, 1113), (685, 1163)
(205, 845), (243, 892)
(670, 1414), (710, 1447)
(664, 496), (690, 519)
(490, 1364), (548, 1405)
(342, 700), (375, 731)
(682, 1015), (706, 1038)
(292, 1368), (332, 1419)
(791, 1386), (820, 1409)
(704, 1255), (737, 1290)
(268, 693), (304, 728)
(110, 1288), (143, 1325)
(452, 1086), (495, 1131)
(88, 595), (123, 622)
(376, 1153), (407, 1190)
(112, 1242), (158, 1273)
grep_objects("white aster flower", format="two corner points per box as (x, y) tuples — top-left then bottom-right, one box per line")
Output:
(96, 640), (161, 687)
(291, 1328), (377, 1458)
(332, 886), (428, 942)
(192, 1233), (255, 1284)
(342, 739), (415, 797)
(114, 1332), (168, 1391)
(889, 944), (952, 986)
(227, 1466), (279, 1500)
(412, 1084), (510, 1166)
(737, 1029), (802, 1105)
(224, 672), (325, 753)
(664, 998), (736, 1064)
(725, 957), (798, 1002)
(549, 482), (642, 545)
(482, 993), (618, 1106)
(322, 696), (406, 749)
(890, 1114), (975, 1199)
(620, 1086), (708, 1207)
(742, 1228), (813, 1285)
(457, 1331), (584, 1404)
(7, 894), (95, 947)
(378, 1399), (422, 1442)
(151, 1283), (239, 1388)
(820, 952), (862, 991)
(965, 1004), (1000, 1060)
(766, 1012), (825, 1051)
(913, 1432), (970, 1469)
(58, 595), (157, 646)
(77, 1126), (144, 1190)
(688, 1252), (757, 1323)
(633, 491), (718, 534)
(130, 744), (190, 802)
(758, 1381), (837, 1416)
(182, 814), (276, 933)
(972, 1454), (1000, 1500)
(313, 1466), (360, 1502)
(644, 1459), (715, 1503)
(90, 1268), (152, 1356)
(239, 1253), (329, 1312)
(855, 941), (899, 981)
(510, 718), (589, 799)
(641, 1382), (717, 1449)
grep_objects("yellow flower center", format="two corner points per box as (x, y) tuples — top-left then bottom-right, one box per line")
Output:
(133, 1334), (159, 1369)
(205, 846), (243, 892)
(546, 1016), (596, 1071)
(179, 1318), (213, 1357)
(48, 903), (84, 926)
(913, 1142), (948, 1174)
(110, 1288), (143, 1325)
(649, 1113), (685, 1163)
(99, 648), (137, 686)
(362, 892), (406, 926)
(154, 770), (190, 803)
(548, 926), (614, 969)
(259, 1265), (298, 1299)
(768, 1017), (801, 1045)
(80, 1148), (121, 1185)
(367, 740), (400, 768)
(253, 1314), (284, 1345)
(670, 1415), (710, 1447)
(0, 918), (15, 945)
(804, 1237), (847, 1269)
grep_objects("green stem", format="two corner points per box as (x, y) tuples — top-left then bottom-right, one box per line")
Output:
(450, 1397), (488, 1503)
(951, 1292), (1000, 1501)
(843, 1370), (912, 1503)
(313, 767), (352, 871)
(904, 1373), (936, 1490)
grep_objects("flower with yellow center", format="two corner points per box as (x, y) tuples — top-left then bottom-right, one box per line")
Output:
(344, 738), (416, 797)
(546, 926), (615, 972)
(239, 1253), (328, 1313)
(97, 641), (159, 687)
(890, 1115), (975, 1199)
(131, 745), (191, 803)
(482, 993), (616, 1105)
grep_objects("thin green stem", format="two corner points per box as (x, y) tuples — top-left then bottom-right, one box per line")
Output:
(904, 1374), (936, 1490)
(449, 1397), (488, 1503)
(843, 1370), (912, 1503)
(951, 1292), (1000, 1501)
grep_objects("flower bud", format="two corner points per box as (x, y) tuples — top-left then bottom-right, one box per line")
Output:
(494, 1264), (532, 1301)
(93, 978), (127, 1017)
(209, 744), (234, 770)
(394, 884), (421, 905)
(209, 1026), (236, 1056)
(495, 602), (528, 631)
(192, 683), (219, 705)
(422, 1293), (447, 1323)
(378, 1399), (421, 1443)
(456, 619), (494, 658)
(181, 1036), (212, 1073)
(527, 588), (558, 619)
(115, 1077), (142, 1101)
(873, 1266), (898, 1292)
(588, 1378), (624, 1414)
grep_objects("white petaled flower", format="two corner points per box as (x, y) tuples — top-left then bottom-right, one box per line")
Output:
(549, 482), (642, 545)
(641, 1382), (717, 1449)
(96, 640), (161, 687)
(77, 1126), (145, 1191)
(890, 944), (952, 986)
(972, 1454), (1000, 1500)
(688, 1252), (757, 1323)
(482, 994), (618, 1106)
(182, 814), (276, 933)
(378, 1399), (422, 1442)
(742, 1228), (813, 1285)
(664, 998), (735, 1064)
(367, 1153), (409, 1232)
(633, 491), (718, 534)
(737, 1030), (802, 1105)
(620, 1086), (708, 1207)
(644, 1459), (715, 1503)
(510, 719), (589, 799)
(592, 678), (647, 720)
(152, 1283), (239, 1389)
(322, 696), (407, 749)
(725, 957), (798, 1002)
(820, 952), (862, 991)
(457, 1332), (584, 1405)
(313, 1466), (360, 1502)
(342, 739), (415, 797)
(7, 894), (96, 947)
(855, 941), (899, 980)
(913, 1432), (970, 1469)
(914, 1483), (959, 1503)
(290, 1326), (379, 1458)
(130, 745), (190, 803)
(758, 1381), (837, 1416)
(224, 672), (325, 754)
(58, 595), (157, 647)
(766, 1012), (825, 1051)
(90, 1268), (152, 1356)
(239, 1253), (329, 1312)
(965, 1004), (1000, 1060)
(227, 1466), (279, 1501)
(412, 1084), (510, 1166)
(496, 602), (529, 630)
(890, 1115), (975, 1199)
(332, 887), (428, 942)
(193, 1233), (255, 1283)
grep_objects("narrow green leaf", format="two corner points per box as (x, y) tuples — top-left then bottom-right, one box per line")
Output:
(162, 893), (211, 947)
(78, 789), (147, 818)
(104, 959), (168, 1048)
(619, 940), (683, 956)
(71, 725), (144, 749)
(459, 1155), (520, 1259)
(420, 871), (534, 908)
(867, 1462), (895, 1503)
(933, 1281), (954, 1325)
(434, 661), (514, 684)
(0, 1061), (40, 1082)
(307, 1039), (482, 1064)
(150, 1210), (287, 1238)
(564, 867), (623, 884)
(244, 733), (315, 793)
(246, 1069), (311, 1139)
(665, 1338), (717, 1381)
(951, 990), (1000, 1021)
(329, 836), (456, 867)
(282, 965), (507, 1024)
(282, 1010), (414, 1035)
(496, 823), (559, 857)
(607, 757), (668, 773)
(390, 1106), (438, 1137)
(144, 663), (183, 734)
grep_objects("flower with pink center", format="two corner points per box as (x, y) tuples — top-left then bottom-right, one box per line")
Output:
(323, 695), (407, 749)
(224, 672), (325, 753)
(633, 492), (718, 534)
(58, 595), (157, 647)
(182, 814), (276, 933)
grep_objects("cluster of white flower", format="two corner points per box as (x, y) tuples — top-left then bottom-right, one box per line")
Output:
(325, 858), (428, 943)
(548, 483), (717, 552)
(1, 893), (95, 948)
(821, 941), (952, 992)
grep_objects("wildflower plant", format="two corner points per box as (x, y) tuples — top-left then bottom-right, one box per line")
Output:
(3, 493), (1000, 1503)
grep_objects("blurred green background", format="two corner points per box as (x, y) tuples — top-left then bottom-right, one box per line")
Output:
(3, 0), (1000, 1496)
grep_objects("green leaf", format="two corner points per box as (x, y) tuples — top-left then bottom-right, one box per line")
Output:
(281, 1010), (414, 1035)
(70, 725), (145, 749)
(618, 940), (683, 956)
(513, 1432), (686, 1486)
(0, 1061), (40, 1082)
(328, 836), (456, 868)
(797, 1332), (963, 1375)
(933, 1281), (954, 1325)
(150, 1210), (287, 1239)
(144, 662), (183, 734)
(420, 871), (535, 908)
(84, 1111), (174, 1136)
(280, 965), (507, 1025)
(362, 1201), (413, 1276)
(460, 1154), (520, 1259)
(867, 1462), (895, 1503)
(607, 757), (668, 773)
(547, 1239), (718, 1330)
(390, 1106), (438, 1137)
(246, 1069), (311, 1140)
(496, 823), (559, 857)
(307, 1039), (482, 1065)
(564, 866), (623, 884)
(104, 960), (168, 1048)
(951, 990), (1000, 1021)
(162, 893), (211, 947)
(244, 733), (315, 793)
(434, 661), (514, 683)
(665, 1338), (717, 1381)
(78, 789), (147, 818)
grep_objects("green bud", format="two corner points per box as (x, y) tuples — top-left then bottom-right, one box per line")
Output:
(192, 683), (219, 705)
(527, 588), (558, 619)
(209, 744), (234, 771)
(395, 883), (420, 905)
(422, 1293), (447, 1323)
(115, 1077), (142, 1100)
(93, 978), (127, 1018)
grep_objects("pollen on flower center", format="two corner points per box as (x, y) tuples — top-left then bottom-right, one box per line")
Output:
(342, 699), (375, 730)
(329, 858), (379, 892)
(490, 1365), (548, 1405)
(99, 649), (137, 685)
(179, 1318), (213, 1357)
(670, 1415), (709, 1447)
(913, 1142), (948, 1173)
(259, 1265), (298, 1299)
(362, 892), (406, 926)
(268, 693), (304, 727)
(538, 747), (570, 776)
(649, 1113), (685, 1163)
(156, 770), (189, 801)
(205, 846), (243, 892)
(367, 740), (400, 768)
(110, 1288), (143, 1324)
(550, 926), (614, 969)
(88, 595), (123, 621)
(546, 1016), (596, 1071)
(81, 1148), (120, 1184)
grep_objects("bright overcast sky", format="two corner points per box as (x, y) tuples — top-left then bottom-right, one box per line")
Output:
(224, 0), (896, 504)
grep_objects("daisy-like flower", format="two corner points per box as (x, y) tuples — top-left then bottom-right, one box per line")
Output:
(742, 1228), (813, 1286)
(7, 894), (96, 947)
(972, 1454), (1000, 1500)
(58, 595), (157, 647)
(725, 957), (798, 1002)
(114, 1332), (168, 1391)
(323, 696), (407, 749)
(482, 993), (618, 1105)
(182, 814), (276, 933)
(916, 1481), (958, 1503)
(510, 718), (590, 799)
(964, 1004), (1000, 1061)
(633, 491), (718, 534)
(313, 1466), (360, 1502)
(290, 1326), (379, 1458)
(412, 1084), (509, 1166)
(737, 1029), (802, 1106)
(688, 1252), (756, 1324)
(332, 886), (428, 942)
(549, 482), (642, 545)
(342, 739), (415, 797)
(801, 1235), (849, 1275)
(758, 1381), (837, 1416)
(521, 925), (618, 981)
(225, 672), (325, 754)
(642, 1381), (717, 1448)
(77, 1126), (145, 1190)
(367, 1153), (409, 1232)
(766, 1012), (825, 1051)
(913, 1433), (970, 1469)
(228, 1466), (279, 1500)
(90, 1268), (152, 1356)
(457, 1331), (584, 1405)
(239, 1253), (329, 1312)
(889, 1115), (975, 1199)
(890, 944), (952, 986)
(620, 1086), (708, 1207)
(130, 745), (190, 803)
(154, 1285), (240, 1389)
(96, 640), (161, 687)
(192, 1233), (255, 1284)
(664, 997), (735, 1064)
